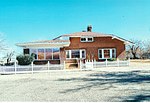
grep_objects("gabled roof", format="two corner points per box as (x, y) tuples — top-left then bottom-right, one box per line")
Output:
(16, 31), (133, 48)
(53, 32), (133, 44)
(61, 32), (112, 37)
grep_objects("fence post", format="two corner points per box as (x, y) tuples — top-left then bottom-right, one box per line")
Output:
(117, 59), (119, 67)
(91, 59), (94, 69)
(15, 61), (17, 74)
(105, 59), (107, 67)
(31, 62), (33, 74)
(48, 61), (50, 72)
(64, 61), (65, 70)
(128, 58), (130, 66)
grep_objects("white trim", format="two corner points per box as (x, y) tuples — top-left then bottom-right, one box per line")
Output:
(69, 50), (71, 59)
(52, 48), (54, 60)
(80, 37), (94, 42)
(110, 49), (112, 58)
(102, 49), (104, 59)
(29, 48), (60, 60)
(112, 36), (133, 45)
(80, 50), (82, 58)
(98, 48), (116, 59)
(66, 49), (86, 59)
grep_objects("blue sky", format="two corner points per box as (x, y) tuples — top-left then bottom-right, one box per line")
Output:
(0, 0), (150, 55)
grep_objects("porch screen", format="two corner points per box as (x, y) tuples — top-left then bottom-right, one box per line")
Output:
(38, 49), (44, 60)
(30, 49), (37, 59)
(30, 48), (60, 60)
(45, 49), (52, 59)
(53, 48), (59, 59)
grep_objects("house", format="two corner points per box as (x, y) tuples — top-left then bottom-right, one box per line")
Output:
(16, 25), (132, 66)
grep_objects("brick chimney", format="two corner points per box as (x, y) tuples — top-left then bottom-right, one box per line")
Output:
(87, 25), (92, 32)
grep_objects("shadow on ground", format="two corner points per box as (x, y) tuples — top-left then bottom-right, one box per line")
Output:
(57, 70), (150, 101)
(122, 94), (150, 102)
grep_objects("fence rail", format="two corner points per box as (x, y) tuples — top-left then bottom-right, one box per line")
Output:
(0, 62), (64, 74)
(0, 59), (130, 74)
(81, 59), (130, 70)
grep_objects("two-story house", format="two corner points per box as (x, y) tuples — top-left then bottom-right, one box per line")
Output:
(16, 25), (132, 65)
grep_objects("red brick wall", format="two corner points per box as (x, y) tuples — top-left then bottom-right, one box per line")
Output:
(60, 37), (126, 63)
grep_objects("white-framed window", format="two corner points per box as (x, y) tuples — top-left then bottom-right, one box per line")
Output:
(80, 37), (94, 42)
(66, 49), (86, 59)
(98, 48), (116, 59)
(30, 48), (60, 60)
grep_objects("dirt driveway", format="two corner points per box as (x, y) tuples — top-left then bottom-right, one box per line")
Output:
(0, 62), (150, 102)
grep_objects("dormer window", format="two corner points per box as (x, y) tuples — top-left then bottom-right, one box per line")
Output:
(81, 38), (86, 42)
(88, 37), (93, 41)
(81, 37), (94, 42)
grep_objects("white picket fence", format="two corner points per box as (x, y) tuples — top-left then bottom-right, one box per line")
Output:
(81, 59), (130, 70)
(0, 59), (130, 74)
(0, 61), (64, 74)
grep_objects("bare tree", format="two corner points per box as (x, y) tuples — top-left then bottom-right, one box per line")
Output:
(127, 39), (144, 59)
(3, 51), (15, 64)
(144, 40), (150, 52)
(0, 33), (7, 52)
(142, 40), (150, 59)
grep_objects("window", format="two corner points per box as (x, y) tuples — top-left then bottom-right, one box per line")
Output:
(30, 49), (37, 59)
(66, 50), (70, 58)
(98, 48), (116, 59)
(99, 49), (102, 58)
(112, 49), (116, 58)
(30, 48), (60, 60)
(104, 49), (110, 58)
(81, 37), (94, 42)
(71, 50), (80, 58)
(66, 49), (86, 59)
(81, 38), (86, 42)
(45, 48), (52, 59)
(38, 49), (44, 60)
(24, 48), (30, 54)
(88, 37), (93, 41)
(53, 48), (60, 59)
(82, 50), (86, 58)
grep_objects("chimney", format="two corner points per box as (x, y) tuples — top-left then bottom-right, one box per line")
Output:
(87, 25), (92, 32)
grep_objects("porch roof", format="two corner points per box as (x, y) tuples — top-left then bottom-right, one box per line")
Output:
(16, 40), (70, 48)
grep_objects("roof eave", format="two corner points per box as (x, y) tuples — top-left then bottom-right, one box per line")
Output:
(112, 36), (133, 45)
(16, 42), (70, 48)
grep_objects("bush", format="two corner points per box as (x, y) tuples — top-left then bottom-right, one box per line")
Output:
(5, 62), (14, 66)
(107, 58), (117, 61)
(16, 54), (34, 65)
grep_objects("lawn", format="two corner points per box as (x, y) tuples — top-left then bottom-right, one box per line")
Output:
(0, 62), (150, 102)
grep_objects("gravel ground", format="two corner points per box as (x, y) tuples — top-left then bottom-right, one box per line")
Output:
(0, 62), (150, 102)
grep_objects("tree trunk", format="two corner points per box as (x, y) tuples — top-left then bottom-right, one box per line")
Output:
(133, 53), (137, 59)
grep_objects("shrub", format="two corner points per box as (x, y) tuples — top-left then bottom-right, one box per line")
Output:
(107, 58), (117, 61)
(16, 54), (34, 65)
(5, 62), (14, 66)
